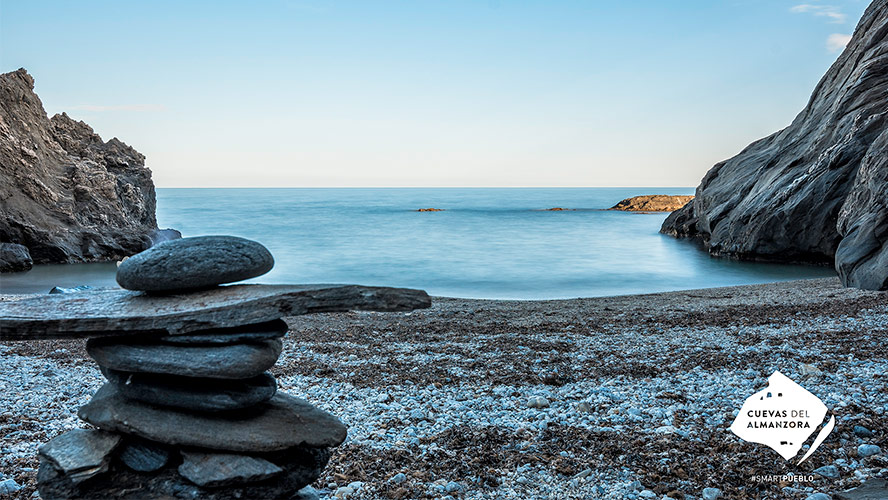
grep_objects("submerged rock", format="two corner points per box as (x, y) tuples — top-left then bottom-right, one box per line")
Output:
(116, 235), (274, 292)
(78, 384), (347, 452)
(610, 195), (694, 212)
(661, 1), (888, 290)
(86, 337), (282, 379)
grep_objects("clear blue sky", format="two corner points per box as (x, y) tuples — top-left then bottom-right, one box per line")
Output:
(0, 0), (870, 187)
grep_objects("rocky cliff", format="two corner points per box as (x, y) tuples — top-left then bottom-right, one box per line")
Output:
(0, 68), (163, 272)
(662, 0), (888, 290)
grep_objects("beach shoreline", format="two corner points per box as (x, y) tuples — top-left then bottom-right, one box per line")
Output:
(1, 277), (886, 499)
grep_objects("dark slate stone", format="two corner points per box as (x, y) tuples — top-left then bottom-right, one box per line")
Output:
(0, 284), (431, 340)
(37, 429), (120, 484)
(38, 445), (329, 500)
(157, 319), (288, 345)
(104, 369), (277, 411)
(116, 235), (274, 292)
(87, 338), (282, 379)
(118, 438), (170, 472)
(178, 452), (282, 487)
(79, 384), (347, 452)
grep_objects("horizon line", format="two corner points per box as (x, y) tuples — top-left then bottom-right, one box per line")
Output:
(154, 185), (697, 189)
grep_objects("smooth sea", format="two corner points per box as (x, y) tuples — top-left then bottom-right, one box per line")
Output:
(1, 188), (837, 298)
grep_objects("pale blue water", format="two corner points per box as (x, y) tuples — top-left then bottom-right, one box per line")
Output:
(1, 188), (836, 298)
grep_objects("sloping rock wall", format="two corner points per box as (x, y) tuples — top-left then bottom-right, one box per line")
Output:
(661, 0), (888, 289)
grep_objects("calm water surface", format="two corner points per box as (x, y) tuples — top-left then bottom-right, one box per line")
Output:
(1, 188), (836, 298)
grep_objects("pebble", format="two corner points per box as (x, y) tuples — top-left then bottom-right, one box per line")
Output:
(805, 494), (831, 500)
(334, 486), (354, 499)
(702, 487), (723, 500)
(0, 479), (22, 494)
(445, 481), (462, 492)
(639, 490), (657, 498)
(857, 444), (881, 457)
(853, 425), (874, 438)
(527, 396), (550, 409)
(390, 472), (407, 484)
(813, 465), (839, 479)
(799, 363), (823, 378)
(573, 468), (592, 479)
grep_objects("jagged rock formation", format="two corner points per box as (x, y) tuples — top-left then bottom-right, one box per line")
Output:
(662, 0), (888, 290)
(0, 68), (161, 271)
(610, 195), (694, 212)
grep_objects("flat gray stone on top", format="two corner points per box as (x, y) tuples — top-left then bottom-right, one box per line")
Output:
(117, 236), (274, 292)
(79, 384), (347, 452)
(104, 370), (277, 411)
(157, 318), (288, 345)
(0, 283), (431, 340)
(178, 452), (283, 487)
(87, 338), (282, 379)
(38, 429), (120, 484)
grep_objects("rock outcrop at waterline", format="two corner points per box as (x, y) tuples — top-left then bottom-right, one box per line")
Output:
(661, 0), (888, 290)
(610, 195), (694, 213)
(0, 68), (162, 271)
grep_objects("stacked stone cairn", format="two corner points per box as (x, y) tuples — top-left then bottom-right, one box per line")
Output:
(35, 236), (349, 499)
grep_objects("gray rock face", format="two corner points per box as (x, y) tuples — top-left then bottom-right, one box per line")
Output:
(0, 242), (32, 272)
(0, 69), (159, 266)
(38, 429), (120, 484)
(178, 452), (283, 487)
(661, 0), (888, 290)
(79, 384), (347, 451)
(87, 337), (282, 379)
(157, 318), (288, 345)
(105, 369), (277, 411)
(37, 445), (329, 500)
(117, 236), (275, 292)
(0, 284), (432, 340)
(118, 438), (171, 472)
(836, 127), (888, 290)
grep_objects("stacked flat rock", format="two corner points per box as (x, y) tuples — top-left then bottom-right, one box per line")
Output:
(28, 236), (384, 500)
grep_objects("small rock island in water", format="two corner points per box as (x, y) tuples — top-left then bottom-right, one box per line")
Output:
(609, 195), (694, 212)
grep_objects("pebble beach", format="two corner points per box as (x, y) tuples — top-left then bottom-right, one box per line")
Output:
(1, 277), (886, 499)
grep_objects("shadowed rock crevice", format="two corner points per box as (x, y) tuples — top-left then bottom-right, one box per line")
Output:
(661, 0), (888, 289)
